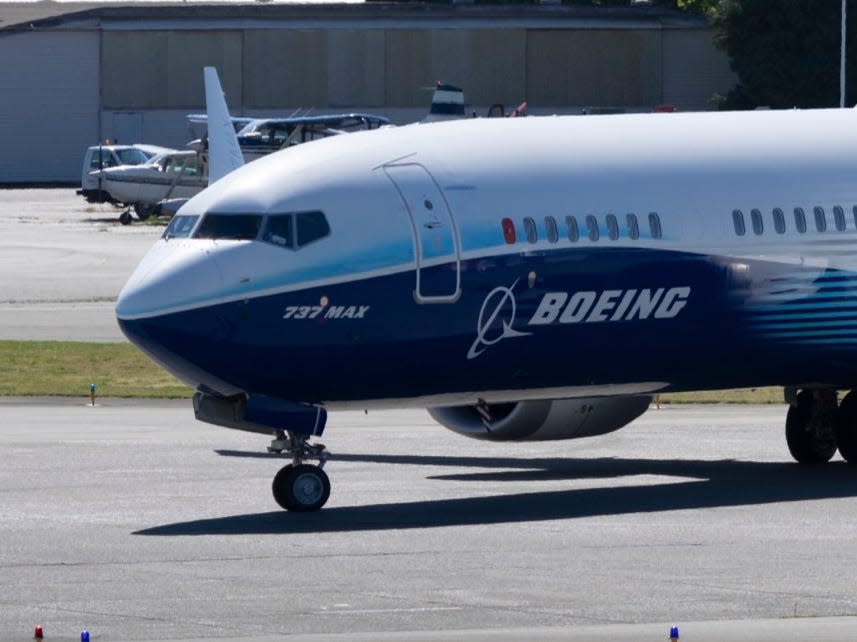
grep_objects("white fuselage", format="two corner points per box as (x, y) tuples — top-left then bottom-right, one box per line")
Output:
(116, 109), (857, 407)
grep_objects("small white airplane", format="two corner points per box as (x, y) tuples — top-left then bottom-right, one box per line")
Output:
(93, 149), (207, 222)
(117, 103), (857, 512)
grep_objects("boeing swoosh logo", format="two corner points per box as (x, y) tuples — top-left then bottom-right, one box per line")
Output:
(467, 279), (531, 360)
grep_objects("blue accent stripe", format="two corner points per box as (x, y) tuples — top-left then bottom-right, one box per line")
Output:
(747, 310), (857, 321)
(753, 290), (857, 302)
(760, 329), (857, 338)
(752, 320), (857, 330)
(748, 300), (857, 312)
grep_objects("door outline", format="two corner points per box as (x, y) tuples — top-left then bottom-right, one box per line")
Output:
(384, 163), (461, 303)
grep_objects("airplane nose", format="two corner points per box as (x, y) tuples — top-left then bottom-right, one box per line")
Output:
(116, 240), (249, 396)
(116, 240), (224, 322)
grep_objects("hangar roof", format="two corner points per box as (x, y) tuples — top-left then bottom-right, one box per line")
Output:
(0, 2), (706, 33)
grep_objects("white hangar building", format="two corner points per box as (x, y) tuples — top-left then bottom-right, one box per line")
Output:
(0, 1), (735, 183)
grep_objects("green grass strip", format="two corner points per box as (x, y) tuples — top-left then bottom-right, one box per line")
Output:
(0, 340), (191, 398)
(0, 340), (787, 403)
(658, 388), (784, 405)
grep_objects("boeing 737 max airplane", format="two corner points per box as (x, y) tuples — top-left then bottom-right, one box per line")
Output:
(117, 107), (857, 511)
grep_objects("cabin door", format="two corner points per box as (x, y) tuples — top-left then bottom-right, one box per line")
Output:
(385, 163), (461, 303)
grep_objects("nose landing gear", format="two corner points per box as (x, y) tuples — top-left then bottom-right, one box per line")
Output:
(270, 431), (331, 512)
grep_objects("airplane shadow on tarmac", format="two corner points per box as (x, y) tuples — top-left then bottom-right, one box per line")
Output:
(135, 453), (857, 536)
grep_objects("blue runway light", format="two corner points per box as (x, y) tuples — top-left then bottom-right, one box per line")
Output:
(81, 630), (90, 642)
(669, 625), (679, 640)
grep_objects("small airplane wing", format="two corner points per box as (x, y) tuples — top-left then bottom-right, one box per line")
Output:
(203, 67), (244, 185)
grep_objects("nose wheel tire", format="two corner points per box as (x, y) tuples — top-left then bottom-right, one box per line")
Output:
(272, 464), (330, 512)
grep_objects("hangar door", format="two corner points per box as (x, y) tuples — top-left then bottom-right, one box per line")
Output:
(0, 31), (100, 182)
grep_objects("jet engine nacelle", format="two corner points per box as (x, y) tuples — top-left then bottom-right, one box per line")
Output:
(427, 395), (652, 442)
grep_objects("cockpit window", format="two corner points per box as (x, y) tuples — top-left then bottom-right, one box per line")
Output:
(261, 211), (330, 249)
(296, 211), (331, 247)
(193, 214), (262, 240)
(162, 214), (199, 239)
(262, 214), (294, 247)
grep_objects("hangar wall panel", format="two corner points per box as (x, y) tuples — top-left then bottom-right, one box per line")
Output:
(244, 30), (328, 109)
(100, 110), (197, 149)
(422, 29), (524, 108)
(662, 29), (736, 110)
(103, 31), (242, 109)
(428, 29), (473, 101)
(385, 29), (431, 107)
(0, 31), (99, 182)
(383, 28), (528, 109)
(526, 29), (662, 108)
(327, 30), (385, 108)
(466, 29), (527, 107)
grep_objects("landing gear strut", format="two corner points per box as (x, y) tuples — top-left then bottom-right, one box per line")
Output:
(191, 392), (332, 511)
(785, 389), (837, 464)
(269, 431), (331, 512)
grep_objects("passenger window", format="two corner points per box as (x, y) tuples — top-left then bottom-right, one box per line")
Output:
(566, 215), (579, 242)
(772, 208), (786, 234)
(545, 216), (558, 243)
(262, 214), (294, 247)
(627, 213), (639, 240)
(834, 205), (846, 231)
(585, 215), (599, 241)
(853, 205), (857, 230)
(751, 208), (764, 235)
(794, 208), (807, 233)
(523, 217), (537, 244)
(194, 214), (262, 240)
(814, 206), (827, 232)
(648, 212), (662, 239)
(501, 218), (516, 244)
(732, 210), (745, 236)
(162, 214), (200, 239)
(606, 214), (619, 240)
(296, 211), (331, 247)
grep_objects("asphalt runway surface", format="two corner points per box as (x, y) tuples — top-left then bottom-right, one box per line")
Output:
(4, 189), (857, 640)
(3, 401), (857, 641)
(0, 188), (158, 342)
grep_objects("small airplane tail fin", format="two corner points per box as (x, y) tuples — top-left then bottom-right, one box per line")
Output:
(423, 82), (465, 122)
(204, 67), (244, 184)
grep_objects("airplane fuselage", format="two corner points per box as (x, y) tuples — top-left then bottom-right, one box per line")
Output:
(117, 109), (857, 408)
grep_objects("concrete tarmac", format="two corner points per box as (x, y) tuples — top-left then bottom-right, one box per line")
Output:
(0, 188), (160, 342)
(2, 400), (857, 640)
(3, 189), (857, 639)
